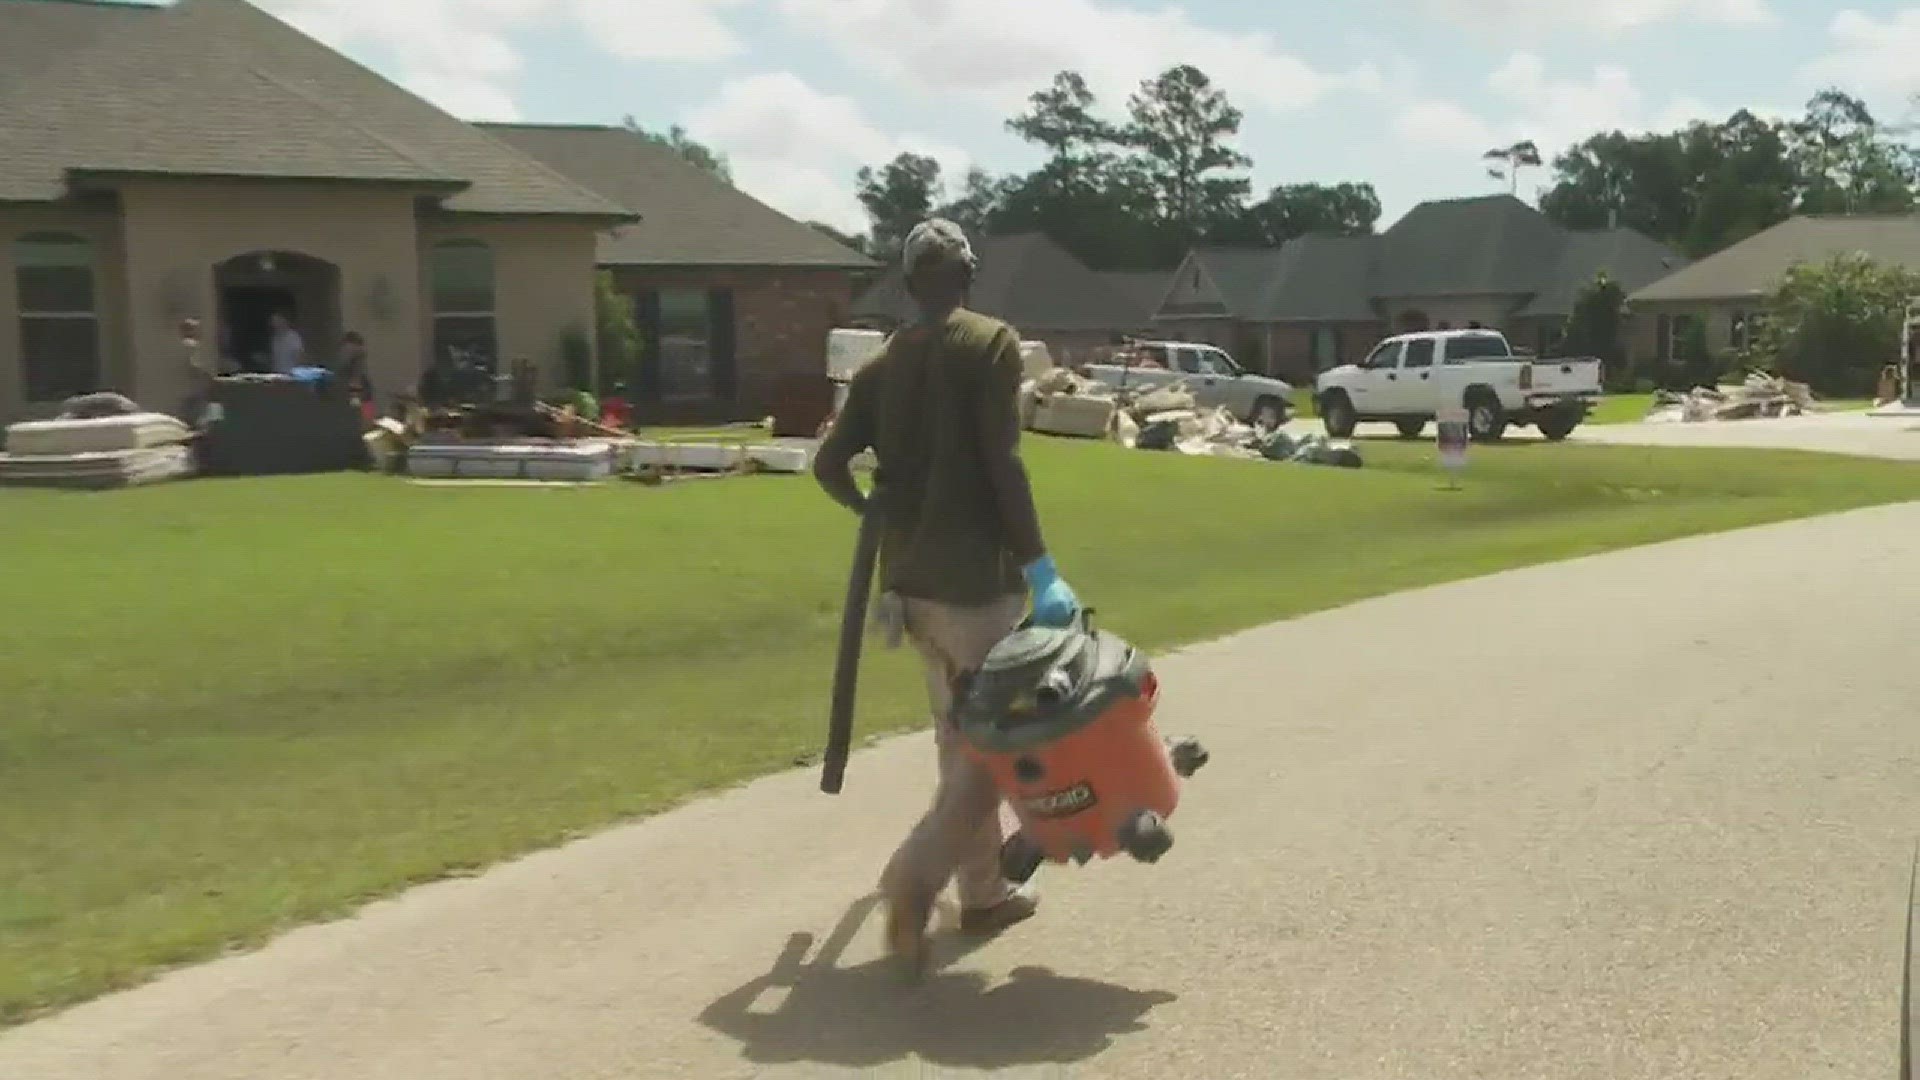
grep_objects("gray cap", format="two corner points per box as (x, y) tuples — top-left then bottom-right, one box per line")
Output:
(902, 218), (977, 272)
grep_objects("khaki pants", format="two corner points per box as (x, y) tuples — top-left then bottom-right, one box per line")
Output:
(879, 593), (1028, 912)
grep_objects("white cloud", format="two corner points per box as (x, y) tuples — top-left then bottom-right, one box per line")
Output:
(1420, 0), (1771, 36)
(1802, 9), (1920, 113)
(259, 0), (747, 120)
(1391, 52), (1713, 164)
(770, 0), (1331, 117)
(686, 72), (971, 232)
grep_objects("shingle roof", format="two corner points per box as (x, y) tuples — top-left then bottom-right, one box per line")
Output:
(479, 123), (876, 268)
(1186, 246), (1288, 316)
(851, 232), (1150, 332)
(1149, 196), (1686, 323)
(1374, 194), (1567, 297)
(1100, 270), (1176, 322)
(0, 0), (630, 218)
(1261, 235), (1380, 321)
(1519, 229), (1689, 317)
(1628, 214), (1920, 304)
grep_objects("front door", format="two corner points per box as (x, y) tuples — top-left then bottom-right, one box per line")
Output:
(1172, 345), (1222, 409)
(1352, 339), (1404, 413)
(1389, 336), (1437, 412)
(220, 285), (297, 372)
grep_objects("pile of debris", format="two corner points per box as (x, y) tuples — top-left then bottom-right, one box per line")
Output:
(1645, 373), (1816, 423)
(0, 392), (198, 491)
(1019, 368), (1360, 468)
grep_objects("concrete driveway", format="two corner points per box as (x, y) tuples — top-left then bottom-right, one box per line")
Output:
(1321, 410), (1920, 461)
(3, 505), (1917, 1079)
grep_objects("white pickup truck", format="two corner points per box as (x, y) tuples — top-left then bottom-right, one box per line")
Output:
(1313, 329), (1603, 442)
(1080, 340), (1294, 429)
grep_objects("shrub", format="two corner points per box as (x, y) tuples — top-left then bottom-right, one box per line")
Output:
(1755, 252), (1920, 397)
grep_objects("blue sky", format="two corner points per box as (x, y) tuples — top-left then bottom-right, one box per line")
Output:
(262, 0), (1920, 234)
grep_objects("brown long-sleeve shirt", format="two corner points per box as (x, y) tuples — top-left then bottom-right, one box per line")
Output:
(817, 308), (1046, 604)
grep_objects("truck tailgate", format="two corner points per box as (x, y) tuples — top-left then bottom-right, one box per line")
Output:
(1527, 358), (1602, 399)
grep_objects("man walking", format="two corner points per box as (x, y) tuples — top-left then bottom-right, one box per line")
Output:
(812, 219), (1082, 973)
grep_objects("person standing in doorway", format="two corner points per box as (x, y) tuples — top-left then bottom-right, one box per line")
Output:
(269, 311), (305, 375)
(811, 218), (1084, 975)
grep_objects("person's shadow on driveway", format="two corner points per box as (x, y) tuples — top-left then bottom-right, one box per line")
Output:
(696, 893), (1177, 1074)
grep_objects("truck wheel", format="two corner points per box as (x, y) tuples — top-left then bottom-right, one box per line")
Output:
(1320, 392), (1357, 438)
(1250, 396), (1287, 431)
(1395, 418), (1426, 439)
(1537, 411), (1579, 441)
(1466, 390), (1508, 443)
(1118, 809), (1174, 864)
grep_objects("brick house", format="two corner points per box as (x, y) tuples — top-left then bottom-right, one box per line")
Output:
(1627, 213), (1920, 362)
(0, 0), (639, 424)
(849, 233), (1162, 365)
(483, 124), (877, 423)
(1154, 195), (1689, 382)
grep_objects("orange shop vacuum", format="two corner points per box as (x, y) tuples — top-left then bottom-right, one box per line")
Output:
(953, 611), (1208, 883)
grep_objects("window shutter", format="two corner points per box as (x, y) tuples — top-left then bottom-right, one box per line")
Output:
(637, 289), (662, 396)
(707, 287), (736, 400)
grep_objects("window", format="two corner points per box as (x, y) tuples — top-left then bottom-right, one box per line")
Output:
(1311, 328), (1339, 372)
(637, 287), (737, 403)
(1402, 339), (1436, 369)
(430, 239), (497, 371)
(1538, 323), (1564, 356)
(1443, 332), (1510, 363)
(14, 233), (101, 402)
(1194, 348), (1238, 377)
(1362, 340), (1403, 370)
(658, 288), (717, 402)
(1662, 313), (1699, 361)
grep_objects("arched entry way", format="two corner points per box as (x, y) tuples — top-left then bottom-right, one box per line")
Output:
(1395, 309), (1431, 333)
(213, 251), (341, 372)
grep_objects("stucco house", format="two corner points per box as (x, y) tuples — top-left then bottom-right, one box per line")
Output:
(1153, 195), (1689, 381)
(0, 0), (640, 423)
(850, 233), (1163, 364)
(1627, 214), (1920, 361)
(480, 123), (877, 423)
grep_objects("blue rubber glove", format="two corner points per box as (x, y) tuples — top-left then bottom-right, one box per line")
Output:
(1022, 554), (1082, 628)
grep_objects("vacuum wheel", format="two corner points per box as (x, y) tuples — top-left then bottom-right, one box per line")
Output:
(999, 832), (1046, 884)
(1118, 809), (1174, 864)
(1167, 737), (1209, 778)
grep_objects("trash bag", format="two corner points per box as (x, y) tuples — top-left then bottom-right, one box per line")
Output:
(1135, 418), (1181, 451)
(1258, 431), (1297, 461)
(60, 391), (141, 419)
(1288, 434), (1363, 468)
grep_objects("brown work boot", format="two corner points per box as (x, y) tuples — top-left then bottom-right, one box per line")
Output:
(958, 887), (1040, 935)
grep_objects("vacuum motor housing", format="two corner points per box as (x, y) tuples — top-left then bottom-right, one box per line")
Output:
(955, 616), (1196, 866)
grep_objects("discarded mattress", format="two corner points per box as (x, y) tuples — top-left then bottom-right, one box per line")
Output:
(5, 412), (192, 456)
(0, 444), (195, 490)
(406, 440), (618, 482)
(1030, 394), (1118, 439)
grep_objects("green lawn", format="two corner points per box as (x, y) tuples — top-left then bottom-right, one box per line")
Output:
(1587, 392), (1873, 425)
(4, 439), (1920, 1024)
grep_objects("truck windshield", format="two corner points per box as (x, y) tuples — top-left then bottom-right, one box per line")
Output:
(1445, 334), (1510, 362)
